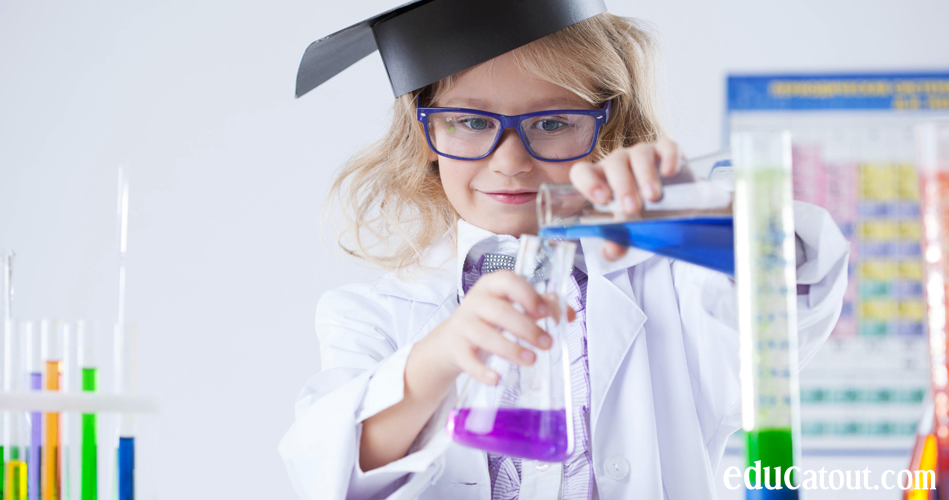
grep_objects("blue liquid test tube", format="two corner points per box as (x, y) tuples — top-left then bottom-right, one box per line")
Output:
(114, 324), (136, 500)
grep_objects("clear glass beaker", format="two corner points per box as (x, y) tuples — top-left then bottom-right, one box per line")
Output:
(536, 181), (734, 275)
(447, 236), (577, 462)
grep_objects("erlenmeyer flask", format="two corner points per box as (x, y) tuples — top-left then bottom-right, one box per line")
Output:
(447, 235), (577, 462)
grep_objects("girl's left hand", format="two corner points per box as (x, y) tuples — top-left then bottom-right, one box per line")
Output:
(569, 137), (681, 261)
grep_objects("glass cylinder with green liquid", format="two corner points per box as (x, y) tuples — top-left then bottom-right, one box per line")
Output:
(732, 131), (802, 499)
(77, 322), (96, 500)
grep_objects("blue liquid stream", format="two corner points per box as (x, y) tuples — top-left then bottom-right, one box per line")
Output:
(539, 217), (735, 276)
(117, 438), (134, 500)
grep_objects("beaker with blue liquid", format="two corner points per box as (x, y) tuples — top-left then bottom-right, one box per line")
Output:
(536, 162), (735, 276)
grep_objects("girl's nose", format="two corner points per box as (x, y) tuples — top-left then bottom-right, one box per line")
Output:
(490, 129), (533, 176)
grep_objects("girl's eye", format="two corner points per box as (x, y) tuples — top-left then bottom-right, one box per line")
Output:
(529, 116), (571, 133)
(538, 119), (566, 132)
(459, 116), (492, 131)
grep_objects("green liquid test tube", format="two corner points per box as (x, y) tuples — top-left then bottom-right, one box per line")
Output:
(732, 131), (801, 499)
(81, 369), (96, 500)
(77, 322), (97, 500)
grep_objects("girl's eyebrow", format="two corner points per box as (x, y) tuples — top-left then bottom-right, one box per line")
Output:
(439, 96), (592, 111)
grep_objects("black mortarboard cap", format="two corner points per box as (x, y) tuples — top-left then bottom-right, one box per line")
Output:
(295, 0), (608, 98)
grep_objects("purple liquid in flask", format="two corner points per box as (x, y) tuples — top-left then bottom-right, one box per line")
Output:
(447, 407), (570, 462)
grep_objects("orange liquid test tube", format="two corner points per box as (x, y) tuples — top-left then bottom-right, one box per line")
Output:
(44, 360), (61, 500)
(41, 321), (64, 500)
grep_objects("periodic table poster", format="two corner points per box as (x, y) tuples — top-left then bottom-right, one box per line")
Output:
(727, 72), (949, 453)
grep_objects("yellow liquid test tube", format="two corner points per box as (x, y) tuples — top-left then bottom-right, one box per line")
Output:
(7, 323), (33, 500)
(6, 459), (26, 500)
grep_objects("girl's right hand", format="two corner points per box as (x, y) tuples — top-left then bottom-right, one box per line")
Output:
(419, 270), (570, 386)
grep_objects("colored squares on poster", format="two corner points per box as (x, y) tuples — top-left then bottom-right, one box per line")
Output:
(859, 260), (897, 280)
(859, 221), (899, 240)
(898, 164), (920, 199)
(860, 299), (897, 319)
(860, 164), (899, 200)
(898, 260), (923, 280)
(898, 299), (925, 321)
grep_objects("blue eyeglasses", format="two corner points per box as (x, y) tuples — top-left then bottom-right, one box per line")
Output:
(417, 100), (612, 162)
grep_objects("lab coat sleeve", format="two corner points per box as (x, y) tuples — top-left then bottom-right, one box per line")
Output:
(673, 200), (850, 473)
(278, 285), (452, 500)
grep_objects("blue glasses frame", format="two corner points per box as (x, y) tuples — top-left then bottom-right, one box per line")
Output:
(416, 100), (612, 162)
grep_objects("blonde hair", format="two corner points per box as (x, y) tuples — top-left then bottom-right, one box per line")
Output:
(326, 13), (665, 272)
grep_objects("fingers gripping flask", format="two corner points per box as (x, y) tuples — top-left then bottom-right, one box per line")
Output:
(447, 235), (577, 462)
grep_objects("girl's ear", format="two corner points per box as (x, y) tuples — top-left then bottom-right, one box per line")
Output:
(428, 150), (438, 162)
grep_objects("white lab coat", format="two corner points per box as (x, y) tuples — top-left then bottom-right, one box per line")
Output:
(279, 201), (850, 500)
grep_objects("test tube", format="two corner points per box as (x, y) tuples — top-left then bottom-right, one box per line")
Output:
(917, 120), (949, 497)
(5, 320), (30, 500)
(26, 323), (41, 500)
(76, 323), (95, 500)
(114, 324), (135, 500)
(732, 131), (801, 497)
(41, 322), (63, 500)
(59, 323), (78, 500)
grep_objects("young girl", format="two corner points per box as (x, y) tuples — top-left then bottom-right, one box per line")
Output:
(280, 6), (849, 500)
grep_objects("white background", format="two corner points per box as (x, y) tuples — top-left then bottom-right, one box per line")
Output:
(1, 1), (947, 498)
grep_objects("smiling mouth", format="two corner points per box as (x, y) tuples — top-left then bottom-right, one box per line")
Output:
(480, 190), (538, 205)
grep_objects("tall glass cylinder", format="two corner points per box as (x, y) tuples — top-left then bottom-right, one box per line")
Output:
(114, 324), (135, 500)
(5, 320), (30, 500)
(917, 120), (949, 495)
(732, 131), (801, 497)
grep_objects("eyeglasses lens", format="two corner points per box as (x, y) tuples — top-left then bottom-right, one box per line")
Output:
(427, 112), (500, 159)
(521, 114), (597, 160)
